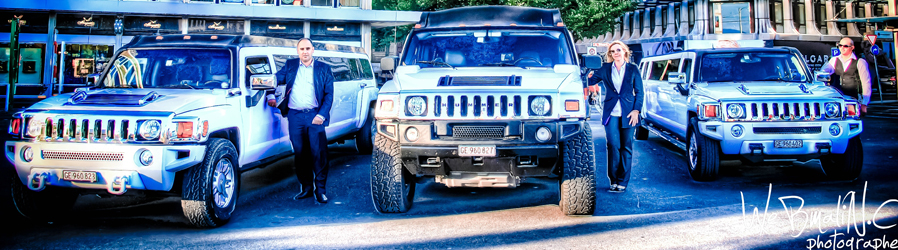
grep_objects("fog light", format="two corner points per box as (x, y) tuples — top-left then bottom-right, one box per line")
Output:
(731, 124), (744, 138)
(829, 123), (841, 136)
(138, 149), (153, 166)
(405, 127), (419, 142)
(21, 146), (33, 162)
(535, 126), (551, 142)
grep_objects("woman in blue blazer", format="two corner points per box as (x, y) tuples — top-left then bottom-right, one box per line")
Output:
(587, 41), (644, 193)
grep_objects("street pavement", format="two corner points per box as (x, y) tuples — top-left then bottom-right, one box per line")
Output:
(0, 108), (897, 249)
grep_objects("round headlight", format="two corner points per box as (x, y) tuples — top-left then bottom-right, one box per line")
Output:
(139, 120), (161, 140)
(407, 97), (426, 116)
(731, 124), (744, 138)
(829, 123), (841, 136)
(405, 127), (419, 142)
(535, 126), (552, 142)
(21, 145), (33, 162)
(727, 104), (745, 119)
(138, 149), (153, 166)
(530, 97), (551, 116)
(26, 118), (42, 138)
(824, 102), (840, 118)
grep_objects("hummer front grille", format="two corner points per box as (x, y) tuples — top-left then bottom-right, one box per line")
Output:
(753, 126), (822, 134)
(42, 150), (124, 161)
(28, 117), (136, 142)
(451, 126), (505, 138)
(727, 101), (828, 121)
(420, 94), (530, 119)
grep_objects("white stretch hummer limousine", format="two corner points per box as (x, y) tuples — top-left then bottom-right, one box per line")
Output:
(371, 6), (597, 215)
(637, 47), (863, 181)
(5, 35), (379, 227)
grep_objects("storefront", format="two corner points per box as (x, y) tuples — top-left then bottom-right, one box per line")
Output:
(56, 14), (118, 86)
(1, 12), (49, 86)
(310, 22), (361, 47)
(250, 20), (304, 39)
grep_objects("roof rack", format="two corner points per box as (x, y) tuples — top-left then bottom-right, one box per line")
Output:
(125, 35), (367, 54)
(417, 6), (563, 29)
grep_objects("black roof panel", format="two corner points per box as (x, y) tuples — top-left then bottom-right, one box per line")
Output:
(418, 6), (562, 28)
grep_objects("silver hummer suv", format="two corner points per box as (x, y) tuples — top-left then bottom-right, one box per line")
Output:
(371, 6), (597, 215)
(636, 47), (863, 181)
(5, 35), (379, 227)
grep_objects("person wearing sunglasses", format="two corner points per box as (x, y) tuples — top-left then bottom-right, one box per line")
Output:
(586, 41), (644, 193)
(821, 37), (872, 114)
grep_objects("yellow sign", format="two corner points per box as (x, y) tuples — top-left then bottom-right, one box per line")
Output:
(208, 21), (225, 31)
(268, 24), (286, 30)
(143, 20), (161, 29)
(77, 17), (96, 27)
(327, 26), (344, 31)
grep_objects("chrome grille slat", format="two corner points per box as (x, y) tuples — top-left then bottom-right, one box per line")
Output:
(753, 127), (822, 134)
(430, 94), (522, 119)
(727, 101), (833, 121)
(42, 150), (124, 161)
(452, 126), (505, 138)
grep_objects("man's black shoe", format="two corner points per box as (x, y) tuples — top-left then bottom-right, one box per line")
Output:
(315, 193), (328, 204)
(293, 187), (313, 200)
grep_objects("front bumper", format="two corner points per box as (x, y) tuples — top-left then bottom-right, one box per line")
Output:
(698, 120), (862, 159)
(379, 119), (587, 177)
(5, 141), (205, 193)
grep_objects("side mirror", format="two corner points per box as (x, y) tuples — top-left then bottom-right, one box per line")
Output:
(583, 55), (603, 70)
(86, 73), (101, 85)
(668, 72), (686, 84)
(814, 71), (831, 83)
(250, 74), (276, 90)
(380, 57), (395, 72)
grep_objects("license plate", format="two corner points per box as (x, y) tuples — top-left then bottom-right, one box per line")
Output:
(458, 145), (496, 157)
(774, 140), (803, 148)
(63, 170), (97, 182)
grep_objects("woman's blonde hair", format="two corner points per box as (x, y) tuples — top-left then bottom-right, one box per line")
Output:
(604, 41), (631, 63)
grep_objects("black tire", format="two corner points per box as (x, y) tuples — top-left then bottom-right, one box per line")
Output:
(10, 175), (78, 221)
(371, 133), (415, 213)
(820, 136), (863, 180)
(559, 123), (597, 216)
(687, 118), (720, 181)
(356, 107), (376, 154)
(181, 138), (240, 228)
(635, 124), (649, 140)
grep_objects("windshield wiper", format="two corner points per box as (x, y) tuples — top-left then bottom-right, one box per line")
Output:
(480, 62), (526, 69)
(417, 60), (455, 69)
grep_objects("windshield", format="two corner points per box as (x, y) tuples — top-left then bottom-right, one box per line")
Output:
(401, 29), (575, 68)
(101, 48), (232, 89)
(698, 52), (809, 83)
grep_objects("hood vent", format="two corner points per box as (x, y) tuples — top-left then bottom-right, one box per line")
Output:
(438, 75), (522, 87)
(68, 91), (161, 106)
(738, 84), (812, 95)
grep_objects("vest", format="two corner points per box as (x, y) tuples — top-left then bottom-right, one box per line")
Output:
(833, 58), (861, 98)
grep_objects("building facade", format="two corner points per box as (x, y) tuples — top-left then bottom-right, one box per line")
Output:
(578, 0), (894, 71)
(0, 0), (420, 99)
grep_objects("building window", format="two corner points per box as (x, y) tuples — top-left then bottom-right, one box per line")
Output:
(0, 44), (46, 84)
(815, 0), (826, 34)
(711, 1), (752, 34)
(658, 7), (670, 34)
(649, 9), (656, 34)
(770, 0), (784, 33)
(310, 0), (332, 7)
(834, 1), (847, 34)
(339, 0), (359, 7)
(279, 0), (304, 6)
(62, 44), (113, 85)
(793, 2), (806, 33)
(855, 3), (866, 34)
(688, 3), (695, 31)
(674, 4), (681, 29)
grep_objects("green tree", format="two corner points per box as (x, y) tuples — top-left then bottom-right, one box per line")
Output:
(371, 0), (636, 50)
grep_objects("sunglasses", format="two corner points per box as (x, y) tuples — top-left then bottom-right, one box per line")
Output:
(610, 48), (624, 54)
(837, 44), (853, 48)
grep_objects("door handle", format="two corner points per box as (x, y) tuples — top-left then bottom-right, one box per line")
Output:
(359, 82), (368, 88)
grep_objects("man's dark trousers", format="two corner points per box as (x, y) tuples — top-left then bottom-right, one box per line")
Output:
(287, 108), (328, 196)
(605, 116), (634, 187)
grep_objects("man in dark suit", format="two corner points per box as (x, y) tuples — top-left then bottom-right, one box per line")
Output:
(267, 38), (335, 203)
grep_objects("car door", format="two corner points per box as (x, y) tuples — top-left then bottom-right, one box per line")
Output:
(670, 56), (693, 139)
(318, 56), (357, 139)
(239, 50), (286, 167)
